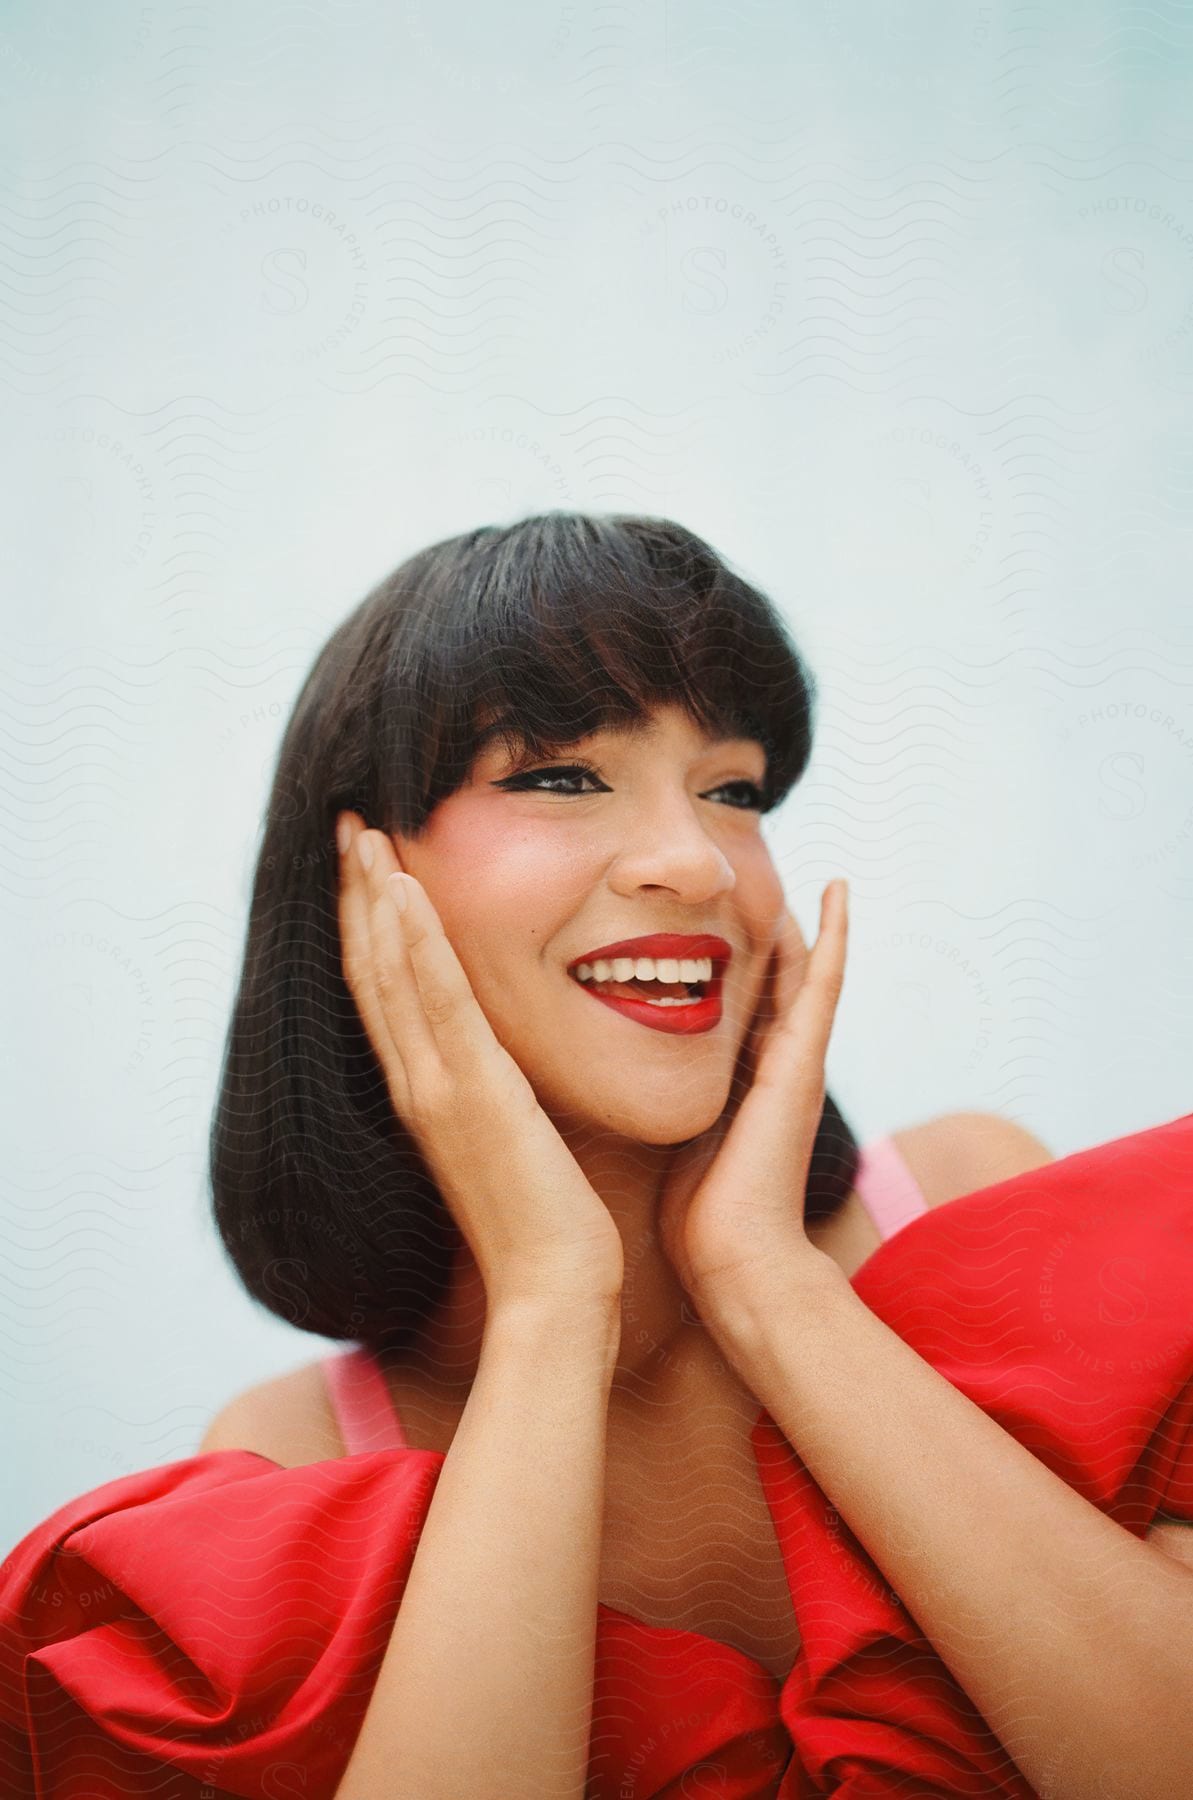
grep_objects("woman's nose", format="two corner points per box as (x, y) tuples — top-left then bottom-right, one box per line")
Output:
(605, 798), (736, 900)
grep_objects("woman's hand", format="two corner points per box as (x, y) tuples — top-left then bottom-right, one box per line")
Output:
(656, 881), (849, 1325)
(335, 812), (625, 1311)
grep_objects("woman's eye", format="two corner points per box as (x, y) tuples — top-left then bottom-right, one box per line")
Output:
(495, 765), (766, 810)
(712, 780), (766, 811)
(495, 763), (605, 795)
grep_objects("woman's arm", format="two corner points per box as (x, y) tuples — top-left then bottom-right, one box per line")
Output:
(713, 1257), (1193, 1800)
(909, 1113), (1193, 1571)
(334, 1295), (620, 1800)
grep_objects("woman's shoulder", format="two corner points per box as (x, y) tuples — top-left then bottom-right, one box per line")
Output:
(199, 1354), (348, 1466)
(887, 1110), (1053, 1209)
(816, 1110), (1053, 1278)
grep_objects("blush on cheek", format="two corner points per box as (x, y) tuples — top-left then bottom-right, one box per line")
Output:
(412, 801), (586, 958)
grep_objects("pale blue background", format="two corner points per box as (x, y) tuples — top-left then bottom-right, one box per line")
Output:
(3, 0), (1192, 1541)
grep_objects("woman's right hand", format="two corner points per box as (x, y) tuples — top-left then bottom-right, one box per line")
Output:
(335, 811), (625, 1313)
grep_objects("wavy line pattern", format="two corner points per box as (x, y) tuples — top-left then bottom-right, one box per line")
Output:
(2, 21), (1193, 1795)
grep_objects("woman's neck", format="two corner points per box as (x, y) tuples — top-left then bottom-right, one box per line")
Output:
(394, 1132), (706, 1410)
(388, 1111), (871, 1430)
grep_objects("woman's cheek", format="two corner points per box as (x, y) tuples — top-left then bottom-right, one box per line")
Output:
(424, 826), (582, 974)
(738, 855), (787, 945)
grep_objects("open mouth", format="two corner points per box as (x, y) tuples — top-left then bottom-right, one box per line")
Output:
(566, 954), (728, 1034)
(569, 955), (716, 1007)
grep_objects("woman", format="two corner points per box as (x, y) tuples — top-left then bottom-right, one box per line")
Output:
(3, 513), (1192, 1798)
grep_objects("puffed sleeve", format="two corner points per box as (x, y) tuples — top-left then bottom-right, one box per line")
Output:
(770, 1107), (1193, 1797)
(0, 1445), (445, 1798)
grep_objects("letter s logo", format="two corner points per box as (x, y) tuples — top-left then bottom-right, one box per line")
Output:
(1098, 1256), (1148, 1328)
(262, 1258), (311, 1326)
(892, 475), (933, 515)
(263, 1764), (307, 1797)
(261, 248), (309, 316)
(681, 246), (728, 316)
(475, 476), (512, 507)
(680, 1762), (727, 1795)
(1099, 246), (1148, 317)
(895, 978), (932, 1021)
(1097, 751), (1146, 822)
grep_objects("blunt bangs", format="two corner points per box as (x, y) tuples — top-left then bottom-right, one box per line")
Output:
(365, 512), (816, 836)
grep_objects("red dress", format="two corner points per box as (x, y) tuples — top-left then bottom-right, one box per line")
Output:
(3, 1112), (1191, 1798)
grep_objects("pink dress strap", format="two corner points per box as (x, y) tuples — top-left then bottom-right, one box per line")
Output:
(321, 1346), (408, 1453)
(853, 1134), (930, 1241)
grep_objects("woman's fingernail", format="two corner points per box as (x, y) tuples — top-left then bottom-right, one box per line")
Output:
(335, 816), (351, 857)
(387, 872), (408, 914)
(357, 834), (374, 872)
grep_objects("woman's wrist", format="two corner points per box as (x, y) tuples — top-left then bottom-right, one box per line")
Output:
(483, 1287), (623, 1372)
(694, 1243), (851, 1355)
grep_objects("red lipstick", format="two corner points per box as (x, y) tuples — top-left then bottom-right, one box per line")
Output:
(567, 933), (732, 1037)
(567, 933), (732, 970)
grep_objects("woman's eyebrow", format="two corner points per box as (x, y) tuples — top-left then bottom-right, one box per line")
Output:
(471, 718), (531, 754)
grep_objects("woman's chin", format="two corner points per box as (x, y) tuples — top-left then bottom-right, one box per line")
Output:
(628, 1104), (727, 1147)
(543, 1086), (730, 1151)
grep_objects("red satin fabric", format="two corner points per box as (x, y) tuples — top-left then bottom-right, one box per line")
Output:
(3, 1111), (1191, 1798)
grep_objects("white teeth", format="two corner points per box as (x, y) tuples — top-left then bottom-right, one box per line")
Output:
(625, 994), (697, 1007)
(572, 955), (714, 984)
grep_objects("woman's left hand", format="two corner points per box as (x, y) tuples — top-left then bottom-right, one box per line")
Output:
(657, 880), (849, 1326)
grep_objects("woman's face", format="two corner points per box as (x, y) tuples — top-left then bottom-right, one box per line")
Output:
(390, 702), (802, 1145)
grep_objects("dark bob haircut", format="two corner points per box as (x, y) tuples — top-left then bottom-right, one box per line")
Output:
(210, 512), (860, 1359)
